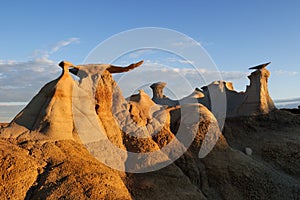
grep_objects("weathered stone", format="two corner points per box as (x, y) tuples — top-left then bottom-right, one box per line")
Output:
(237, 68), (275, 116)
(150, 82), (179, 106)
(245, 147), (253, 156)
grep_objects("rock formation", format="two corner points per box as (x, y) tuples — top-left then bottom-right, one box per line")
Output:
(0, 60), (220, 198)
(0, 60), (299, 200)
(151, 63), (276, 117)
(150, 82), (179, 106)
(237, 67), (276, 116)
(150, 82), (206, 107)
(248, 61), (271, 70)
(0, 62), (76, 140)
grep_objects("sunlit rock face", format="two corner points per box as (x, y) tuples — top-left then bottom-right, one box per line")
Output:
(237, 68), (275, 116)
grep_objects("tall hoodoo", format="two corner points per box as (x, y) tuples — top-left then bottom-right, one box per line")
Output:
(237, 64), (275, 115)
(0, 61), (76, 140)
(150, 82), (167, 100)
(150, 82), (178, 106)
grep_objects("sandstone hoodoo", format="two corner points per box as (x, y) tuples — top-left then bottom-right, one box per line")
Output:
(150, 82), (206, 107)
(0, 60), (299, 200)
(0, 61), (76, 140)
(237, 62), (275, 116)
(150, 82), (179, 106)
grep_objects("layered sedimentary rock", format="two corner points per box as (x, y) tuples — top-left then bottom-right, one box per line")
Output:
(237, 68), (275, 116)
(0, 60), (299, 200)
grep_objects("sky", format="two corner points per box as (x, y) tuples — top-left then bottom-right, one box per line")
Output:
(0, 0), (300, 121)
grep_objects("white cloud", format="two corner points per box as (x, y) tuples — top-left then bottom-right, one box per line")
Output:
(0, 37), (79, 102)
(114, 60), (249, 99)
(274, 97), (300, 108)
(0, 60), (18, 65)
(129, 49), (154, 58)
(199, 41), (214, 47)
(31, 37), (80, 60)
(0, 58), (60, 102)
(171, 37), (213, 48)
(0, 102), (28, 106)
(171, 36), (201, 48)
(172, 40), (199, 48)
(179, 59), (195, 65)
(167, 57), (195, 65)
(274, 97), (300, 103)
(274, 70), (298, 76)
(50, 37), (80, 53)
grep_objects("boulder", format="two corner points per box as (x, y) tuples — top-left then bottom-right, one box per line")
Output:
(245, 147), (253, 156)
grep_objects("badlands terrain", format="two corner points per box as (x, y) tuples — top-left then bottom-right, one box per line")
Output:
(0, 61), (299, 200)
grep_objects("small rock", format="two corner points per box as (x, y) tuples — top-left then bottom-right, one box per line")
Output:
(245, 147), (253, 156)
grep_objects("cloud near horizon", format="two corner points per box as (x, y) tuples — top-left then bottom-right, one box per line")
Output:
(273, 70), (298, 76)
(274, 97), (300, 109)
(114, 60), (249, 99)
(0, 38), (80, 102)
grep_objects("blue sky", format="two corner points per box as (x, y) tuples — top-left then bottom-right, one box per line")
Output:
(0, 0), (300, 121)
